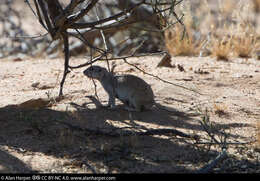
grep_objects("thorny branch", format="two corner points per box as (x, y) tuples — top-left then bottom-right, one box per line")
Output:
(25, 0), (187, 96)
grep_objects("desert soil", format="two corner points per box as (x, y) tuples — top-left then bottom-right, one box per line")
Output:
(0, 56), (259, 173)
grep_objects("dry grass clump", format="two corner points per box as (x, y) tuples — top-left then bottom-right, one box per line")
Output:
(231, 3), (259, 58)
(209, 1), (258, 60)
(213, 103), (229, 117)
(233, 24), (259, 58)
(164, 0), (260, 60)
(210, 34), (233, 61)
(233, 33), (257, 58)
(165, 1), (204, 57)
(165, 25), (203, 57)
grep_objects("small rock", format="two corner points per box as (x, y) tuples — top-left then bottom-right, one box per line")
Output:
(157, 53), (174, 68)
(31, 82), (40, 88)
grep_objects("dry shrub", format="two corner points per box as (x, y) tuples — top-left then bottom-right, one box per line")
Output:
(213, 103), (229, 117)
(252, 0), (260, 13)
(209, 1), (259, 60)
(210, 34), (233, 61)
(165, 25), (203, 57)
(165, 0), (260, 60)
(165, 1), (204, 57)
(210, 31), (258, 61)
(231, 3), (259, 58)
(233, 33), (257, 58)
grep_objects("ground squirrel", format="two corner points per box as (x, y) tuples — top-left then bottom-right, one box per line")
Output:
(83, 65), (155, 112)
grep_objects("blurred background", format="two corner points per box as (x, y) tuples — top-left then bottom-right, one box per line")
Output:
(1, 0), (260, 61)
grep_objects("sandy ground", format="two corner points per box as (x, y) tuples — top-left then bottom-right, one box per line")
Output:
(0, 0), (259, 174)
(0, 56), (259, 173)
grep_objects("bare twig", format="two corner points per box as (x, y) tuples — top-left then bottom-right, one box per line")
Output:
(95, 6), (110, 72)
(8, 33), (49, 39)
(65, 0), (100, 29)
(69, 54), (105, 69)
(123, 58), (201, 95)
(37, 0), (57, 39)
(195, 108), (230, 173)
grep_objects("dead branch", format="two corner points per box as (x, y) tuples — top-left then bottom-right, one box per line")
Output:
(65, 0), (100, 29)
(69, 54), (106, 69)
(195, 108), (230, 173)
(59, 32), (70, 96)
(25, 0), (185, 96)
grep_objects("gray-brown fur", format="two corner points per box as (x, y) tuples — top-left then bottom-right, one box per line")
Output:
(83, 65), (154, 112)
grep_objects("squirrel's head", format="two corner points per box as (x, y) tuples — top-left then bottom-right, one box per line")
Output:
(83, 65), (108, 80)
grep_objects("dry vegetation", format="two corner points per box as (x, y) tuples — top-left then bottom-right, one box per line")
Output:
(213, 103), (229, 118)
(165, 0), (260, 61)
